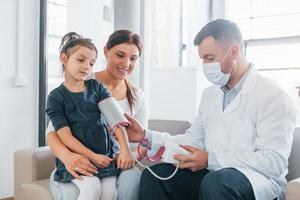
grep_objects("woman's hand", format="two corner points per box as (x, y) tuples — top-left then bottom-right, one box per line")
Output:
(124, 113), (145, 142)
(116, 150), (135, 169)
(90, 153), (113, 168)
(61, 151), (98, 180)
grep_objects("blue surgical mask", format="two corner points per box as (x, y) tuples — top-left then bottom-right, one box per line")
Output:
(202, 47), (233, 86)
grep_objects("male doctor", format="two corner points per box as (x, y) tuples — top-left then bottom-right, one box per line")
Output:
(125, 19), (297, 200)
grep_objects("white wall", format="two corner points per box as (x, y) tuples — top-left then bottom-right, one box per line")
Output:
(146, 0), (211, 122)
(47, 0), (115, 93)
(148, 66), (210, 122)
(0, 0), (39, 198)
(67, 0), (114, 71)
(114, 0), (142, 88)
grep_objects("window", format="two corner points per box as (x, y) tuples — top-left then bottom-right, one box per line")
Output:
(39, 0), (114, 145)
(47, 0), (114, 94)
(226, 0), (300, 77)
(226, 0), (300, 124)
(145, 0), (207, 68)
(47, 0), (68, 93)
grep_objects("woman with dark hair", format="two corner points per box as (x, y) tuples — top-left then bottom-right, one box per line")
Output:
(47, 30), (148, 200)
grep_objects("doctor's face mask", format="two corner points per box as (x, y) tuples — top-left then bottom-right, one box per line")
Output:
(202, 46), (233, 86)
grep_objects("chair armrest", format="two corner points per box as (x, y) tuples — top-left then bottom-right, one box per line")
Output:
(286, 178), (300, 200)
(14, 146), (55, 200)
(148, 119), (191, 135)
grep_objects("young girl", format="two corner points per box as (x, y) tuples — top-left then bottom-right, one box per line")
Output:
(47, 30), (147, 200)
(46, 32), (135, 200)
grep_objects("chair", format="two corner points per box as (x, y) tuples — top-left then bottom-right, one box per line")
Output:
(14, 121), (300, 200)
(14, 119), (191, 200)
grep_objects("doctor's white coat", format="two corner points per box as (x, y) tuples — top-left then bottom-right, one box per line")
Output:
(148, 66), (297, 200)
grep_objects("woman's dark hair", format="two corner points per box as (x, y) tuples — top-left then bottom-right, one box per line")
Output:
(106, 30), (143, 56)
(59, 32), (98, 70)
(106, 30), (144, 114)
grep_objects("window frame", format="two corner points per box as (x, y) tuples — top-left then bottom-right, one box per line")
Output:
(226, 0), (300, 74)
(244, 35), (300, 71)
(38, 0), (47, 146)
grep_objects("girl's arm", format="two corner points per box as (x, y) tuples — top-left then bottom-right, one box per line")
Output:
(96, 82), (135, 168)
(114, 126), (135, 169)
(56, 127), (112, 168)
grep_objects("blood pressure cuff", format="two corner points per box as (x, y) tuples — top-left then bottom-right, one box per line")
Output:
(98, 97), (129, 132)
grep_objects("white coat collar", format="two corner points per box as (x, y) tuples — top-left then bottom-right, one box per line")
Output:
(221, 63), (258, 114)
(240, 63), (258, 95)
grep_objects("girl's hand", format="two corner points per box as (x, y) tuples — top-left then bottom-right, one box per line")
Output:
(91, 153), (113, 168)
(116, 150), (135, 169)
(61, 151), (98, 180)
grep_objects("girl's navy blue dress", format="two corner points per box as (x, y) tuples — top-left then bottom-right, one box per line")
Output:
(46, 79), (120, 182)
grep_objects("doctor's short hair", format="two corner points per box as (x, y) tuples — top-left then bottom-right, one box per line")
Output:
(194, 19), (244, 51)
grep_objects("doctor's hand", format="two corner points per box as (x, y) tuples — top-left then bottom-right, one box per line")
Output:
(124, 113), (145, 142)
(174, 145), (208, 172)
